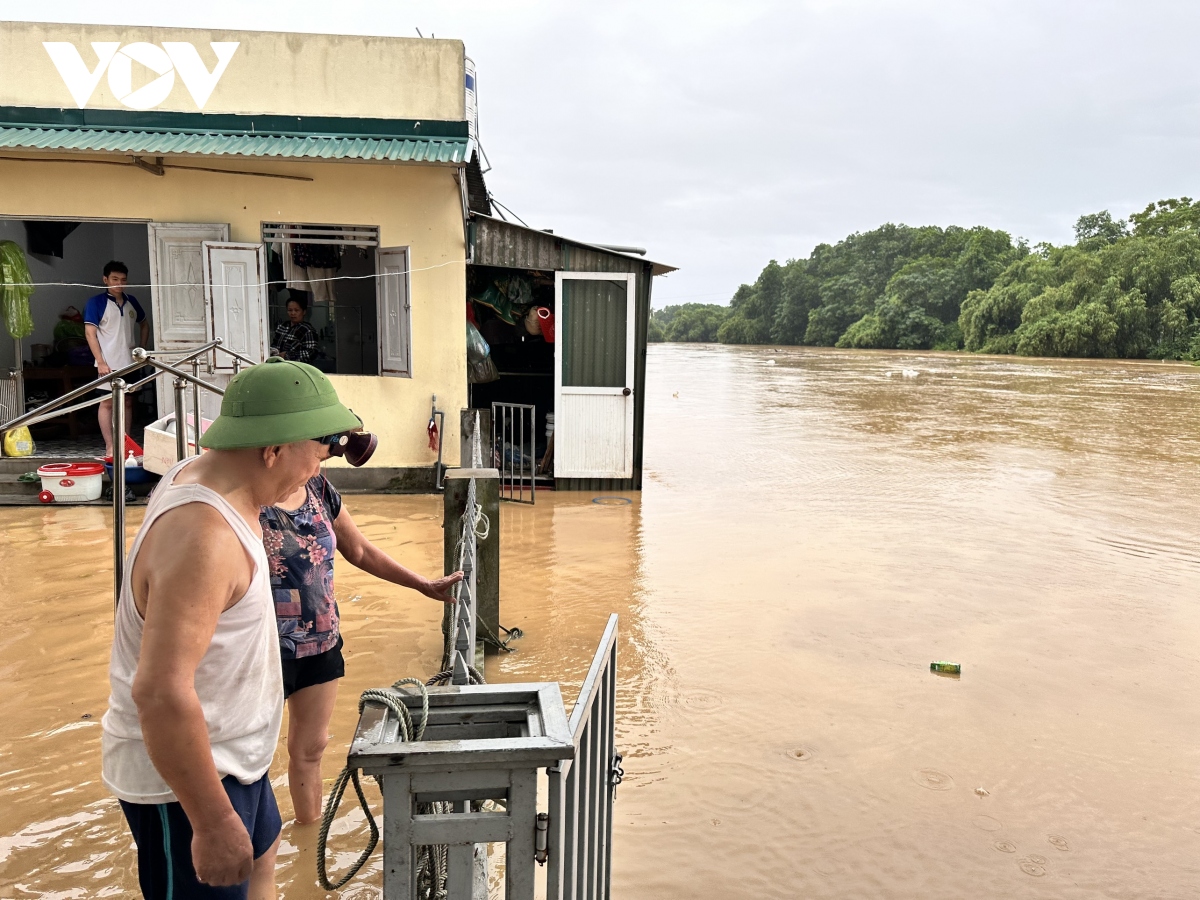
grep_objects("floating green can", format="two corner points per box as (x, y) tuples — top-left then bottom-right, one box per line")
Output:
(930, 661), (961, 675)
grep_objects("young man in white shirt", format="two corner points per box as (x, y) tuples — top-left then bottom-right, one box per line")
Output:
(83, 261), (149, 458)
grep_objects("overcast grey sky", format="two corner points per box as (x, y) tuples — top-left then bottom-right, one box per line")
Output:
(8, 1), (1200, 305)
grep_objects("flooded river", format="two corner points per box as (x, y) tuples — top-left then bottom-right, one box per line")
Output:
(4, 344), (1200, 898)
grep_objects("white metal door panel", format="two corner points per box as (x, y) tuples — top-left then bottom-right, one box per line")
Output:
(202, 242), (270, 372)
(554, 272), (637, 479)
(147, 222), (229, 415)
(377, 246), (412, 377)
(556, 392), (629, 477)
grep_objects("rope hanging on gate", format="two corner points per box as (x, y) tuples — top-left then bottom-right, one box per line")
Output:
(316, 678), (430, 892)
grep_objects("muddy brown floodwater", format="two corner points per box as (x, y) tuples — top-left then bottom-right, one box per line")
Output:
(5, 344), (1200, 898)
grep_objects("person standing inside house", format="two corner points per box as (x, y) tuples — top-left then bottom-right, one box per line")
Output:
(263, 465), (462, 824)
(83, 261), (149, 459)
(270, 296), (318, 364)
(102, 358), (364, 898)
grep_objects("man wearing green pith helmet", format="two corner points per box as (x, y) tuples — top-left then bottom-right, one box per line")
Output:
(100, 358), (366, 898)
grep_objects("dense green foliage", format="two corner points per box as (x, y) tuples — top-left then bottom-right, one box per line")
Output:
(647, 302), (729, 343)
(650, 198), (1200, 359)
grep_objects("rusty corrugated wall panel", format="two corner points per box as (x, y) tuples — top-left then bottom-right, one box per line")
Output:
(472, 217), (561, 269)
(562, 243), (642, 275)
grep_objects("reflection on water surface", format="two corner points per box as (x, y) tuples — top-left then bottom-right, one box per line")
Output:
(3, 345), (1200, 897)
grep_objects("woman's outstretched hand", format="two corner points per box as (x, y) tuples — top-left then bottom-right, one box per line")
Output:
(423, 572), (465, 603)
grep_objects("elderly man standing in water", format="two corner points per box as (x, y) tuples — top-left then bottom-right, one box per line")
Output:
(101, 358), (363, 899)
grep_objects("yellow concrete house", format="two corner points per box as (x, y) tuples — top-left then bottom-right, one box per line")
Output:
(0, 21), (672, 493)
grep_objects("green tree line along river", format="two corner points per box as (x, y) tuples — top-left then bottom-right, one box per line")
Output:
(651, 197), (1200, 359)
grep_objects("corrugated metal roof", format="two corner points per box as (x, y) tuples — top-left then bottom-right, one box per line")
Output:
(0, 127), (469, 163)
(470, 215), (677, 276)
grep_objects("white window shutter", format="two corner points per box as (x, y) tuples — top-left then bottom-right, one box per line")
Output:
(377, 247), (412, 377)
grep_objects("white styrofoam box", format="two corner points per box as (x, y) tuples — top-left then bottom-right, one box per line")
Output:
(143, 412), (212, 476)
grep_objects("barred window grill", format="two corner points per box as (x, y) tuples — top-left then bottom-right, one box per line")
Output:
(261, 223), (380, 247)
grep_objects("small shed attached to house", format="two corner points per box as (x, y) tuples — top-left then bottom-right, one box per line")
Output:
(465, 214), (675, 492)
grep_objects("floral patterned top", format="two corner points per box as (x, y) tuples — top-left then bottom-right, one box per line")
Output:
(260, 475), (343, 660)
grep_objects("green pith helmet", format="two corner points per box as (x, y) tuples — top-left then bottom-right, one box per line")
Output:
(199, 357), (361, 450)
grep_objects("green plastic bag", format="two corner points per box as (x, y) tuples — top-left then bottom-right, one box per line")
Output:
(0, 240), (34, 339)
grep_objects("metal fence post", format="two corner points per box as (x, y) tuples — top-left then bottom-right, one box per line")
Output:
(111, 377), (127, 612)
(191, 358), (202, 442)
(173, 377), (187, 461)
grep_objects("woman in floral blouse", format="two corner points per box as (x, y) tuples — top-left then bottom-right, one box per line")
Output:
(261, 474), (462, 823)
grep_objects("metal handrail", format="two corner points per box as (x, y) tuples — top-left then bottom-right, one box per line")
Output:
(566, 613), (620, 740)
(0, 339), (249, 433)
(1, 356), (150, 433)
(112, 350), (243, 610)
(0, 339), (255, 612)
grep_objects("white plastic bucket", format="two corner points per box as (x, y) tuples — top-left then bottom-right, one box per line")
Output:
(36, 462), (105, 503)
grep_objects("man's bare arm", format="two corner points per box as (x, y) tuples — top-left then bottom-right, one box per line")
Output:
(84, 323), (109, 376)
(131, 503), (255, 886)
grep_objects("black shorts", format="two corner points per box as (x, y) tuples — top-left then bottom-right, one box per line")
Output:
(119, 772), (281, 899)
(281, 636), (345, 698)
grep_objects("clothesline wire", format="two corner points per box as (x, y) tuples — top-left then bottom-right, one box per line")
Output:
(0, 257), (469, 291)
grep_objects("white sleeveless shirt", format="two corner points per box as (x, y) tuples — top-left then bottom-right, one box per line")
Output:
(101, 458), (283, 805)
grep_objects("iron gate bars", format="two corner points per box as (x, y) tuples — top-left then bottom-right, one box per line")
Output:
(491, 401), (536, 504)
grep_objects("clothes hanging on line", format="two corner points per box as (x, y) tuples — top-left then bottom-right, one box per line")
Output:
(281, 242), (338, 303)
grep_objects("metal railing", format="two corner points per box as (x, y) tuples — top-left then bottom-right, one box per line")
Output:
(546, 613), (621, 900)
(492, 401), (536, 504)
(0, 339), (254, 610)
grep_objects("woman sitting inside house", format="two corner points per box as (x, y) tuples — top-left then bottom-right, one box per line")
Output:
(271, 295), (319, 363)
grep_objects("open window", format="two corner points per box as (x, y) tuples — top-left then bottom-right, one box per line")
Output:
(261, 223), (409, 377)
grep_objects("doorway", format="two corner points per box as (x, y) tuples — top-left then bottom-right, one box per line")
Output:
(0, 218), (155, 455)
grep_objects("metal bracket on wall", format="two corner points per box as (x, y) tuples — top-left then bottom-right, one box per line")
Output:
(130, 155), (165, 176)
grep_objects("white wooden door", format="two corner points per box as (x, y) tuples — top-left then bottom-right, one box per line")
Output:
(202, 242), (270, 372)
(183, 242), (269, 421)
(376, 246), (412, 377)
(554, 272), (637, 479)
(147, 222), (229, 414)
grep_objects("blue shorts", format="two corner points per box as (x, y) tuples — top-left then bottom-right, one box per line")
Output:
(119, 773), (282, 899)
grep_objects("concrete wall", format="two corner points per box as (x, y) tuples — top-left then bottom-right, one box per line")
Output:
(0, 220), (150, 371)
(0, 154), (468, 469)
(0, 21), (465, 120)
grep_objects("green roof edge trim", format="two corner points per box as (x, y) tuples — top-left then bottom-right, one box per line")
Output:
(0, 106), (470, 141)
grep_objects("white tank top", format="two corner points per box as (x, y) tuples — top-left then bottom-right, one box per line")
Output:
(101, 458), (283, 805)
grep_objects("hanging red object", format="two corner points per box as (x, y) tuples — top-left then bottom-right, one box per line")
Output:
(537, 307), (555, 342)
(427, 417), (440, 452)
